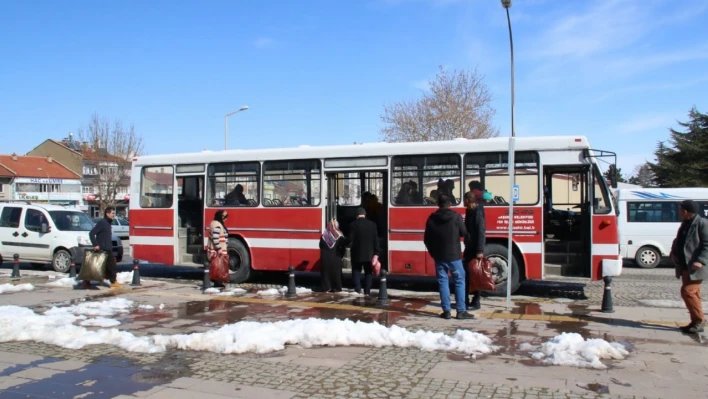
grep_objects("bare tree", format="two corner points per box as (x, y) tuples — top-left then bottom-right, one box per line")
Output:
(78, 113), (144, 212)
(380, 66), (499, 142)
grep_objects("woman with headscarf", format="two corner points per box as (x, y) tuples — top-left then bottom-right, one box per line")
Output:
(207, 210), (231, 287)
(319, 219), (348, 292)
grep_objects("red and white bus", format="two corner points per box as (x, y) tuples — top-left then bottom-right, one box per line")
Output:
(129, 136), (621, 295)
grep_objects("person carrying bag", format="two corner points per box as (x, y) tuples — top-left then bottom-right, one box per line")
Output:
(207, 210), (231, 287)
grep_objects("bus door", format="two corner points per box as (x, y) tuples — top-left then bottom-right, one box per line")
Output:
(175, 165), (206, 266)
(323, 159), (389, 270)
(130, 164), (178, 266)
(588, 163), (619, 280)
(542, 165), (592, 278)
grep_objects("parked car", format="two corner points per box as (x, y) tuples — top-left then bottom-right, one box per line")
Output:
(93, 216), (129, 239)
(0, 202), (123, 272)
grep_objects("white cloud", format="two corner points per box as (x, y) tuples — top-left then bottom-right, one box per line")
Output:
(615, 114), (675, 134)
(253, 37), (275, 49)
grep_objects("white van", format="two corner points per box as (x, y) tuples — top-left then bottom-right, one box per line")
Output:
(0, 202), (123, 272)
(615, 188), (708, 268)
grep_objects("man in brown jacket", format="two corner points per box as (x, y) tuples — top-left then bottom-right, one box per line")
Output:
(671, 200), (708, 334)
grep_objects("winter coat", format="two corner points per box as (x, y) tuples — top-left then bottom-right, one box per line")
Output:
(424, 208), (467, 262)
(671, 216), (708, 280)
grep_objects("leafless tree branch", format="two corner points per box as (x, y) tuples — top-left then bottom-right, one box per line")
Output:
(380, 65), (499, 142)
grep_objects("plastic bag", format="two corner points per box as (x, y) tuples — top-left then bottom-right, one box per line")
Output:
(208, 250), (230, 283)
(371, 255), (381, 277)
(78, 250), (107, 282)
(467, 257), (496, 292)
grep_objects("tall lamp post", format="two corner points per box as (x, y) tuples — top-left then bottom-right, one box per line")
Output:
(501, 0), (515, 310)
(224, 106), (249, 150)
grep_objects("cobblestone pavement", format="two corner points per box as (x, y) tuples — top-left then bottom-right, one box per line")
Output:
(1, 274), (706, 399)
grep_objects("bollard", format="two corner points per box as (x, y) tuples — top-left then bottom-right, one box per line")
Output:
(202, 261), (211, 290)
(376, 269), (389, 306)
(69, 262), (77, 278)
(131, 259), (142, 286)
(601, 276), (615, 313)
(11, 254), (21, 279)
(285, 266), (297, 298)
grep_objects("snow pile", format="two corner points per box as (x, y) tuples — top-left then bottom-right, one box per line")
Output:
(205, 288), (248, 296)
(0, 283), (35, 294)
(45, 298), (134, 317)
(46, 277), (77, 288)
(0, 301), (499, 357)
(138, 304), (155, 310)
(279, 286), (313, 294)
(0, 305), (161, 353)
(80, 317), (121, 328)
(639, 299), (708, 311)
(522, 333), (629, 369)
(114, 271), (134, 284)
(257, 288), (281, 296)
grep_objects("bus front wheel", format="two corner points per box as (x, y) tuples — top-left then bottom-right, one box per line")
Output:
(484, 243), (521, 297)
(227, 240), (252, 284)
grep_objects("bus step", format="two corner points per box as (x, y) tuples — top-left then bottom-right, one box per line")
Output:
(543, 263), (576, 277)
(545, 252), (581, 264)
(181, 253), (203, 264)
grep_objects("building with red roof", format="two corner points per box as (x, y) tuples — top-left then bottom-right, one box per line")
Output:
(0, 153), (82, 207)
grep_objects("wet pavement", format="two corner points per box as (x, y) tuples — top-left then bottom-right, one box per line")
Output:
(1, 271), (708, 398)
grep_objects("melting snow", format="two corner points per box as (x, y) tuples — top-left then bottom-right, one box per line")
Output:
(46, 277), (77, 288)
(138, 305), (155, 310)
(114, 271), (134, 284)
(0, 283), (35, 294)
(203, 288), (222, 294)
(0, 300), (499, 357)
(522, 333), (629, 369)
(257, 288), (281, 296)
(80, 317), (121, 328)
(44, 298), (134, 318)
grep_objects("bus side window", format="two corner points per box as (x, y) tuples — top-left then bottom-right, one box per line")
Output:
(141, 166), (174, 208)
(207, 162), (260, 207)
(391, 154), (461, 206)
(262, 159), (321, 207)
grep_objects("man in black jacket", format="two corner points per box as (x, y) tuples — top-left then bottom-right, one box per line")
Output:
(349, 207), (380, 295)
(87, 206), (121, 289)
(424, 195), (474, 320)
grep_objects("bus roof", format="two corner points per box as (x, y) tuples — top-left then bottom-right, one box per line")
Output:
(615, 187), (708, 201)
(133, 136), (592, 166)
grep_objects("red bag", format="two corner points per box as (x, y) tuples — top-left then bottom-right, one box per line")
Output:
(208, 250), (230, 283)
(467, 257), (496, 292)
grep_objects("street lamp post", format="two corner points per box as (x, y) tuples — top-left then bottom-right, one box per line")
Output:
(224, 106), (249, 150)
(501, 0), (515, 310)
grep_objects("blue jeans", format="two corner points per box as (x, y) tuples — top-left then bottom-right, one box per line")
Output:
(435, 259), (466, 313)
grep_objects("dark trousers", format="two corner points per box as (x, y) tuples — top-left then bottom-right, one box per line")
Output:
(352, 261), (373, 295)
(321, 261), (343, 292)
(105, 253), (117, 283)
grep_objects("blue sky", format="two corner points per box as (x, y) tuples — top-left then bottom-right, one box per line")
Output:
(1, 0), (706, 176)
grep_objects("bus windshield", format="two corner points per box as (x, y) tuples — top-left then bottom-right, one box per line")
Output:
(49, 211), (95, 231)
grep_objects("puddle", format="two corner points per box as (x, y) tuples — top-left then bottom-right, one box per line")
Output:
(507, 302), (544, 315)
(0, 356), (184, 398)
(577, 382), (610, 394)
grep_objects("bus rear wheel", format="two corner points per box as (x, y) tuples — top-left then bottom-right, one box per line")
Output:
(227, 239), (252, 284)
(635, 246), (661, 269)
(483, 243), (521, 297)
